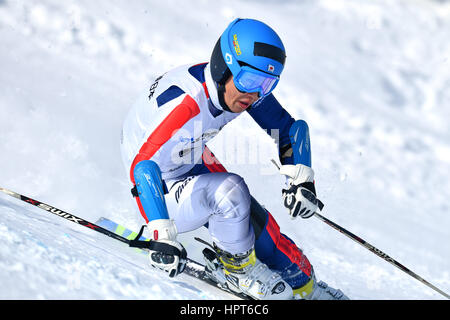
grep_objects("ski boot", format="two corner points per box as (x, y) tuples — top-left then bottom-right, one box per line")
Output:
(202, 244), (292, 300)
(295, 270), (349, 300)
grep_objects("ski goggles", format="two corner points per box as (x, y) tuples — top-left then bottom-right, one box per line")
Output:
(233, 66), (279, 97)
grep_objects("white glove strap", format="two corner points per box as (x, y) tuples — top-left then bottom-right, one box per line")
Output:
(279, 164), (314, 186)
(147, 219), (178, 241)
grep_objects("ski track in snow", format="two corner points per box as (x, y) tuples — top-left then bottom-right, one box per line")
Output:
(0, 0), (449, 300)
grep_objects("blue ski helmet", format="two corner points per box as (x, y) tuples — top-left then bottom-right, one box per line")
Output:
(210, 18), (286, 99)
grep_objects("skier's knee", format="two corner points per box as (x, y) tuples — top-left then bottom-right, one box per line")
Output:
(206, 173), (254, 255)
(213, 173), (251, 218)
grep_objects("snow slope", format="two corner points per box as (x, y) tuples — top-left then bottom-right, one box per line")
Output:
(0, 0), (449, 300)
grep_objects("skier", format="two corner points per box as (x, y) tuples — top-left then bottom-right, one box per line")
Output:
(120, 18), (349, 300)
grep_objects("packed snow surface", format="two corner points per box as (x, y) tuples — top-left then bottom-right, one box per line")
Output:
(0, 0), (449, 299)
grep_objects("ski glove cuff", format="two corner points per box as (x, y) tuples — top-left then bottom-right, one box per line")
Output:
(147, 218), (178, 242)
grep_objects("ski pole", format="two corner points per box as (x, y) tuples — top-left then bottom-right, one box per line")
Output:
(313, 211), (450, 299)
(270, 158), (449, 299)
(0, 186), (198, 265)
(0, 186), (131, 245)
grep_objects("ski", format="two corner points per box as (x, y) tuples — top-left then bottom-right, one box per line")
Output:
(95, 217), (251, 300)
(0, 186), (249, 300)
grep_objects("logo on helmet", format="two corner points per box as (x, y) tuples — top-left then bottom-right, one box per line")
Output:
(225, 53), (233, 65)
(268, 64), (275, 73)
(233, 34), (242, 56)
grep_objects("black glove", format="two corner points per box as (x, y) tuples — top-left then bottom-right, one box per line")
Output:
(282, 181), (318, 219)
(129, 219), (187, 278)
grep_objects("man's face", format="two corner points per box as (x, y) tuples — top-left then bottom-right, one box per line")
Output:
(223, 76), (259, 113)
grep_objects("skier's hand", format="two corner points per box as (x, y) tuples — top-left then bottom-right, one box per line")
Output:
(147, 219), (187, 277)
(280, 164), (319, 219)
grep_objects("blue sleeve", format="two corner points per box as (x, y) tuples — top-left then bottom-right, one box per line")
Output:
(247, 94), (296, 165)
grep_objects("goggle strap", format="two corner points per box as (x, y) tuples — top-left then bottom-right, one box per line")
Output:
(253, 42), (286, 66)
